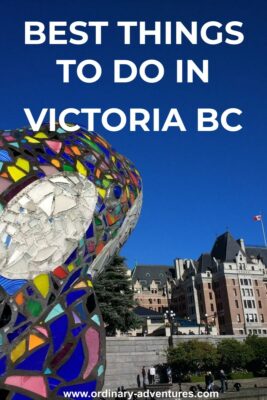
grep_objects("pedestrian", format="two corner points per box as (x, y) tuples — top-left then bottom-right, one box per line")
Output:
(219, 369), (226, 393)
(147, 368), (151, 385)
(204, 372), (209, 390)
(206, 371), (214, 391)
(142, 366), (146, 387)
(137, 374), (141, 388)
(166, 366), (172, 384)
(150, 366), (156, 384)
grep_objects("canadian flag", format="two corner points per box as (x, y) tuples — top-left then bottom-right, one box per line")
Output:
(253, 215), (262, 221)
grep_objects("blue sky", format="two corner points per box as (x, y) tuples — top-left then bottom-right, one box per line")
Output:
(0, 0), (266, 268)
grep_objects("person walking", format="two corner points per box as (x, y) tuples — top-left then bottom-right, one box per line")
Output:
(219, 369), (226, 393)
(206, 371), (214, 391)
(150, 366), (156, 384)
(166, 366), (172, 384)
(142, 366), (146, 387)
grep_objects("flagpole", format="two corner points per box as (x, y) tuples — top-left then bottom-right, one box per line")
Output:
(260, 214), (267, 247)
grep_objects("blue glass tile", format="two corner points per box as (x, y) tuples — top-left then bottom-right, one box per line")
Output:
(0, 356), (6, 376)
(15, 344), (49, 371)
(86, 224), (94, 239)
(37, 155), (47, 164)
(26, 286), (34, 296)
(57, 339), (84, 381)
(71, 323), (86, 337)
(45, 147), (55, 157)
(14, 313), (27, 327)
(74, 302), (87, 321)
(0, 150), (11, 162)
(61, 268), (81, 293)
(65, 249), (77, 265)
(7, 323), (31, 343)
(50, 314), (68, 353)
(61, 152), (74, 164)
(48, 377), (61, 391)
(66, 290), (86, 306)
(12, 394), (34, 400)
(0, 275), (26, 295)
(113, 185), (122, 199)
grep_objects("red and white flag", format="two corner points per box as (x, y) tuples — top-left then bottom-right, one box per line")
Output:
(253, 215), (262, 221)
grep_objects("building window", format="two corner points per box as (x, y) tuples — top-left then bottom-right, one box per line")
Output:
(256, 289), (260, 296)
(208, 283), (211, 289)
(149, 299), (152, 304)
(232, 279), (236, 285)
(211, 303), (214, 312)
(237, 314), (241, 322)
(233, 288), (237, 296)
(255, 280), (258, 286)
(251, 266), (255, 271)
(157, 299), (161, 304)
(235, 300), (239, 308)
(209, 292), (212, 300)
(240, 279), (243, 285)
(259, 300), (262, 309)
(260, 314), (264, 322)
(254, 314), (258, 322)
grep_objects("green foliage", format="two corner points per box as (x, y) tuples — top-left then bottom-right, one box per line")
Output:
(94, 254), (141, 336)
(167, 337), (267, 378)
(167, 340), (219, 374)
(245, 335), (267, 376)
(217, 339), (254, 373)
(190, 374), (206, 383)
(229, 371), (254, 380)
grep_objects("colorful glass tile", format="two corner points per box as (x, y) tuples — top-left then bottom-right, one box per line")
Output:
(0, 123), (142, 395)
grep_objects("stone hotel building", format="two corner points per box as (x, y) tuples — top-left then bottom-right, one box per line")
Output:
(172, 232), (267, 335)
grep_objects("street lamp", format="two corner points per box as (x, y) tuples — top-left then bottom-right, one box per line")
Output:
(164, 309), (176, 347)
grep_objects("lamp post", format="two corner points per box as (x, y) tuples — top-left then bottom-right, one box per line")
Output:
(164, 309), (176, 347)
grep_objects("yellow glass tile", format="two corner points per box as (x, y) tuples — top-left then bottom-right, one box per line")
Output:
(33, 274), (49, 298)
(51, 159), (60, 168)
(67, 263), (74, 272)
(7, 166), (26, 182)
(25, 136), (40, 144)
(97, 188), (106, 198)
(76, 160), (87, 176)
(87, 280), (93, 287)
(34, 132), (48, 139)
(29, 334), (45, 351)
(11, 339), (26, 363)
(16, 157), (30, 172)
(126, 186), (130, 198)
(111, 156), (115, 163)
(74, 281), (87, 289)
(105, 174), (113, 180)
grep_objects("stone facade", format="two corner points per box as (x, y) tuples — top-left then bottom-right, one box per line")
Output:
(172, 233), (267, 335)
(104, 335), (247, 389)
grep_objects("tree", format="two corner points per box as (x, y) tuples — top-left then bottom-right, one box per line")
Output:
(167, 340), (219, 375)
(94, 254), (141, 336)
(217, 339), (254, 373)
(245, 335), (267, 376)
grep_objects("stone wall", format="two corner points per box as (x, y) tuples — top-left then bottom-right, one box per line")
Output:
(104, 334), (247, 389)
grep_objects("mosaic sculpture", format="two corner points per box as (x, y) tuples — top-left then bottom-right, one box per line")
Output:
(0, 124), (142, 399)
